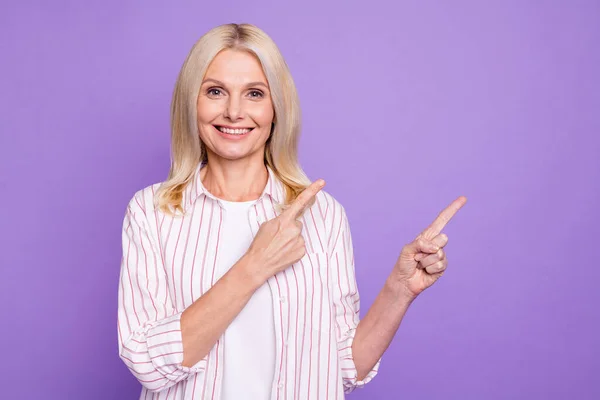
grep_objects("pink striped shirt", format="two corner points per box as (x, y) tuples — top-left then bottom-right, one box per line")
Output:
(117, 163), (381, 399)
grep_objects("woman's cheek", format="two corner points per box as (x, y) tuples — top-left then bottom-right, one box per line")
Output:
(253, 106), (274, 126)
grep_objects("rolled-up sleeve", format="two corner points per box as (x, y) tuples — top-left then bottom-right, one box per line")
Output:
(328, 202), (381, 394)
(117, 194), (207, 392)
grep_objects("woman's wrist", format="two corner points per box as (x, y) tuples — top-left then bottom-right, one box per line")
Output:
(385, 272), (418, 304)
(233, 253), (269, 290)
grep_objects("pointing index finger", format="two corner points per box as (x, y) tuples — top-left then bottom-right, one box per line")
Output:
(421, 196), (467, 238)
(280, 179), (326, 221)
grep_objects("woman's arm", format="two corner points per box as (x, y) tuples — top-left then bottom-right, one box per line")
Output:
(352, 276), (415, 381)
(327, 200), (384, 393)
(352, 196), (466, 380)
(120, 183), (323, 390)
(118, 195), (263, 393)
(179, 255), (263, 367)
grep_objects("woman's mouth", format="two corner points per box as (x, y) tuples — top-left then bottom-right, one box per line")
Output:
(214, 125), (254, 136)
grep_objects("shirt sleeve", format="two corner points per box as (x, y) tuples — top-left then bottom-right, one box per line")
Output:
(117, 193), (208, 393)
(327, 202), (381, 394)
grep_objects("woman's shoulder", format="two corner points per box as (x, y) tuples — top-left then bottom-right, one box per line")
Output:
(124, 181), (164, 219)
(307, 188), (349, 235)
(300, 189), (351, 255)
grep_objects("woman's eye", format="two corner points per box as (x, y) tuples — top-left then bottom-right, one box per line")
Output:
(249, 90), (264, 98)
(207, 88), (222, 96)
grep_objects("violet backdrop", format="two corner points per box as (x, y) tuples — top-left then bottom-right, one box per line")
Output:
(1, 1), (598, 399)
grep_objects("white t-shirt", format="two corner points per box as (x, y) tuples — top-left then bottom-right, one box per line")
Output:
(215, 198), (276, 400)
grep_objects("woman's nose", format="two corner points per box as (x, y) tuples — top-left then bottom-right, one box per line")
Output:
(224, 97), (242, 121)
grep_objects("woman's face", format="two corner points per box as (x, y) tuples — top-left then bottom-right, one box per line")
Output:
(197, 49), (274, 163)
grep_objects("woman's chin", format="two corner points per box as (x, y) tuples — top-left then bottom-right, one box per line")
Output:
(211, 148), (257, 162)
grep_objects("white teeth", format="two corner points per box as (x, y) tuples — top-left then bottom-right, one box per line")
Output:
(217, 127), (252, 135)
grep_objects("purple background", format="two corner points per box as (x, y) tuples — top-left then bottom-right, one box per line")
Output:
(1, 1), (599, 399)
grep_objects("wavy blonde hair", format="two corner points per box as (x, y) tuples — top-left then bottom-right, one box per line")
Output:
(155, 23), (314, 215)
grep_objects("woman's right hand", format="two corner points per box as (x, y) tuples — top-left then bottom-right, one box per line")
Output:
(243, 179), (326, 284)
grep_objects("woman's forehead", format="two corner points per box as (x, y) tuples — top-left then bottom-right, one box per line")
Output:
(204, 49), (268, 86)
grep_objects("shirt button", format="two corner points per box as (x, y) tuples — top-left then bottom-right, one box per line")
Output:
(280, 296), (286, 303)
(278, 383), (284, 389)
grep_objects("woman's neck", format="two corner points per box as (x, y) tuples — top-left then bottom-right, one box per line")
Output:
(200, 157), (268, 202)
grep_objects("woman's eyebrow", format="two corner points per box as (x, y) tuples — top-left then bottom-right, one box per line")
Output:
(202, 78), (268, 89)
(245, 81), (269, 89)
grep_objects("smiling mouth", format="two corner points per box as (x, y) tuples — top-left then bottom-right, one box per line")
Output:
(214, 125), (254, 136)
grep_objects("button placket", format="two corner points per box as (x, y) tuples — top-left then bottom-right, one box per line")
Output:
(255, 195), (289, 397)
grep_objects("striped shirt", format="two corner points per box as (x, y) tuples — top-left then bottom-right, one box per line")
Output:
(117, 163), (381, 399)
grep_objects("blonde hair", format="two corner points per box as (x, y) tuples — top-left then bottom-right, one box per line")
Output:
(155, 23), (314, 215)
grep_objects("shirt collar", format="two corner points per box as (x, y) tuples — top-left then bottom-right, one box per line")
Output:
(182, 162), (285, 211)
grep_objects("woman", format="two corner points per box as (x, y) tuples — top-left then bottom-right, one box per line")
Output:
(117, 23), (466, 400)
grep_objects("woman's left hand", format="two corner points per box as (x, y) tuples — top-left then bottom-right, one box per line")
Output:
(393, 196), (467, 300)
